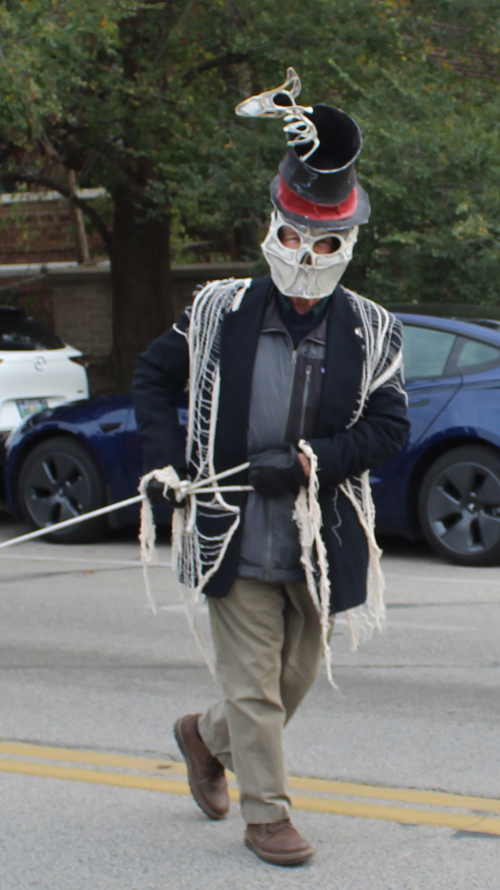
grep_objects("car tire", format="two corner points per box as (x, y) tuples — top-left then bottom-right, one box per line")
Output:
(17, 436), (107, 544)
(418, 444), (500, 566)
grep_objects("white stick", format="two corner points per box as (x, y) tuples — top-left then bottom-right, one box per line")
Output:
(0, 462), (253, 552)
(189, 485), (253, 494)
(179, 461), (250, 495)
(0, 494), (146, 550)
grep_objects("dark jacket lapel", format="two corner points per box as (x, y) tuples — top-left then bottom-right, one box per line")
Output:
(214, 277), (364, 463)
(214, 275), (273, 470)
(315, 285), (364, 435)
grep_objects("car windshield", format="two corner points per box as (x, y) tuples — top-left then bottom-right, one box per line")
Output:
(0, 317), (65, 351)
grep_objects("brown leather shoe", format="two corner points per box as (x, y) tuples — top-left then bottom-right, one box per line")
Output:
(174, 713), (229, 819)
(245, 819), (314, 866)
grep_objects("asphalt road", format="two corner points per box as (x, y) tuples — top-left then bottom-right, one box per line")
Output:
(1, 512), (499, 890)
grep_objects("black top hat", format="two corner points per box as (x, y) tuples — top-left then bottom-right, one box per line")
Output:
(270, 104), (370, 230)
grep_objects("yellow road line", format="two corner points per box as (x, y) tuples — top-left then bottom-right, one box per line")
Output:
(0, 758), (193, 796)
(288, 775), (500, 814)
(288, 795), (500, 835)
(2, 741), (500, 816)
(3, 742), (500, 836)
(1, 757), (500, 836)
(0, 741), (187, 776)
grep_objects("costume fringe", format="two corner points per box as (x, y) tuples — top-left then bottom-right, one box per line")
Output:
(293, 441), (337, 688)
(138, 280), (405, 678)
(138, 465), (216, 674)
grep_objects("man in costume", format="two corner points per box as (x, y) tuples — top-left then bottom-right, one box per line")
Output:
(132, 68), (410, 867)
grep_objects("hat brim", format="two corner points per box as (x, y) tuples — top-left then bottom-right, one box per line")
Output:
(270, 175), (370, 230)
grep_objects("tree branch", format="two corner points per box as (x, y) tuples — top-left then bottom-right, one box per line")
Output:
(98, 144), (158, 207)
(181, 51), (248, 87)
(153, 0), (198, 64)
(4, 172), (113, 251)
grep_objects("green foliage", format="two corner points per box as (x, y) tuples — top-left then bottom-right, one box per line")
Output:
(0, 0), (499, 305)
(340, 3), (500, 305)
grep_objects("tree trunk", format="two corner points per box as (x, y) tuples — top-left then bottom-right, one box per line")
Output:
(109, 188), (173, 392)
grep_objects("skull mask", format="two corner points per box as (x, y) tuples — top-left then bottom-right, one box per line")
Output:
(261, 209), (358, 299)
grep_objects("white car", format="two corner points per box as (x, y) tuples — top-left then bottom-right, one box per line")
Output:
(0, 306), (88, 441)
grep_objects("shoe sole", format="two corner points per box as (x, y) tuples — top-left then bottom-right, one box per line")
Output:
(173, 719), (228, 820)
(244, 837), (314, 866)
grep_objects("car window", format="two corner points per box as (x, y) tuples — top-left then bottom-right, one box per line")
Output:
(0, 317), (65, 351)
(402, 325), (457, 380)
(454, 338), (500, 374)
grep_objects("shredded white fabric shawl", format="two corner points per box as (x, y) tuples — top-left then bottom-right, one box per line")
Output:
(293, 290), (406, 680)
(140, 277), (406, 677)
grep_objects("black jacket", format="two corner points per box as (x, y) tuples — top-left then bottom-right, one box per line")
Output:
(132, 276), (410, 613)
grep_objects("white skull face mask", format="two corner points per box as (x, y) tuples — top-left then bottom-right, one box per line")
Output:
(261, 210), (358, 299)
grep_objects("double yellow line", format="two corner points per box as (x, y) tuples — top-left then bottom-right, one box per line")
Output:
(1, 740), (500, 836)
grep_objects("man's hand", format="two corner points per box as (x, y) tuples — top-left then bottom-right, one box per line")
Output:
(146, 476), (186, 508)
(298, 452), (311, 479)
(248, 445), (308, 497)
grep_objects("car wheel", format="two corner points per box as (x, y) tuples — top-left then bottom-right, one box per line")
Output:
(418, 445), (500, 566)
(17, 436), (107, 543)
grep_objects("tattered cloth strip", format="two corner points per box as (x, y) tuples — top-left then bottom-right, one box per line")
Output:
(139, 280), (406, 681)
(138, 463), (220, 674)
(293, 440), (336, 686)
(138, 457), (252, 674)
(139, 279), (252, 674)
(292, 288), (406, 672)
(338, 289), (406, 651)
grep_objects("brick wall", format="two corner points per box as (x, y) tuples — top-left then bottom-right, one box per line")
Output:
(0, 192), (107, 264)
(0, 261), (253, 395)
(0, 191), (254, 394)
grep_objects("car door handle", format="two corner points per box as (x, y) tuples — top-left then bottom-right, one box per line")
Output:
(408, 399), (430, 408)
(100, 422), (122, 433)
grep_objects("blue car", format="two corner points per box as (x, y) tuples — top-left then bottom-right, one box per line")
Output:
(3, 310), (500, 566)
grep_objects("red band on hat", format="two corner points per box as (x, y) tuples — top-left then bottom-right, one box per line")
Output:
(277, 175), (358, 221)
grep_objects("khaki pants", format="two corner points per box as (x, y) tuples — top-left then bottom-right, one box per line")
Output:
(198, 577), (324, 824)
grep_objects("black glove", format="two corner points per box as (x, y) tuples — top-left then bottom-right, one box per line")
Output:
(248, 445), (307, 497)
(146, 474), (187, 508)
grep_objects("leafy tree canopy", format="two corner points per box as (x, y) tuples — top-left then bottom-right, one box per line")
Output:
(0, 0), (499, 383)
